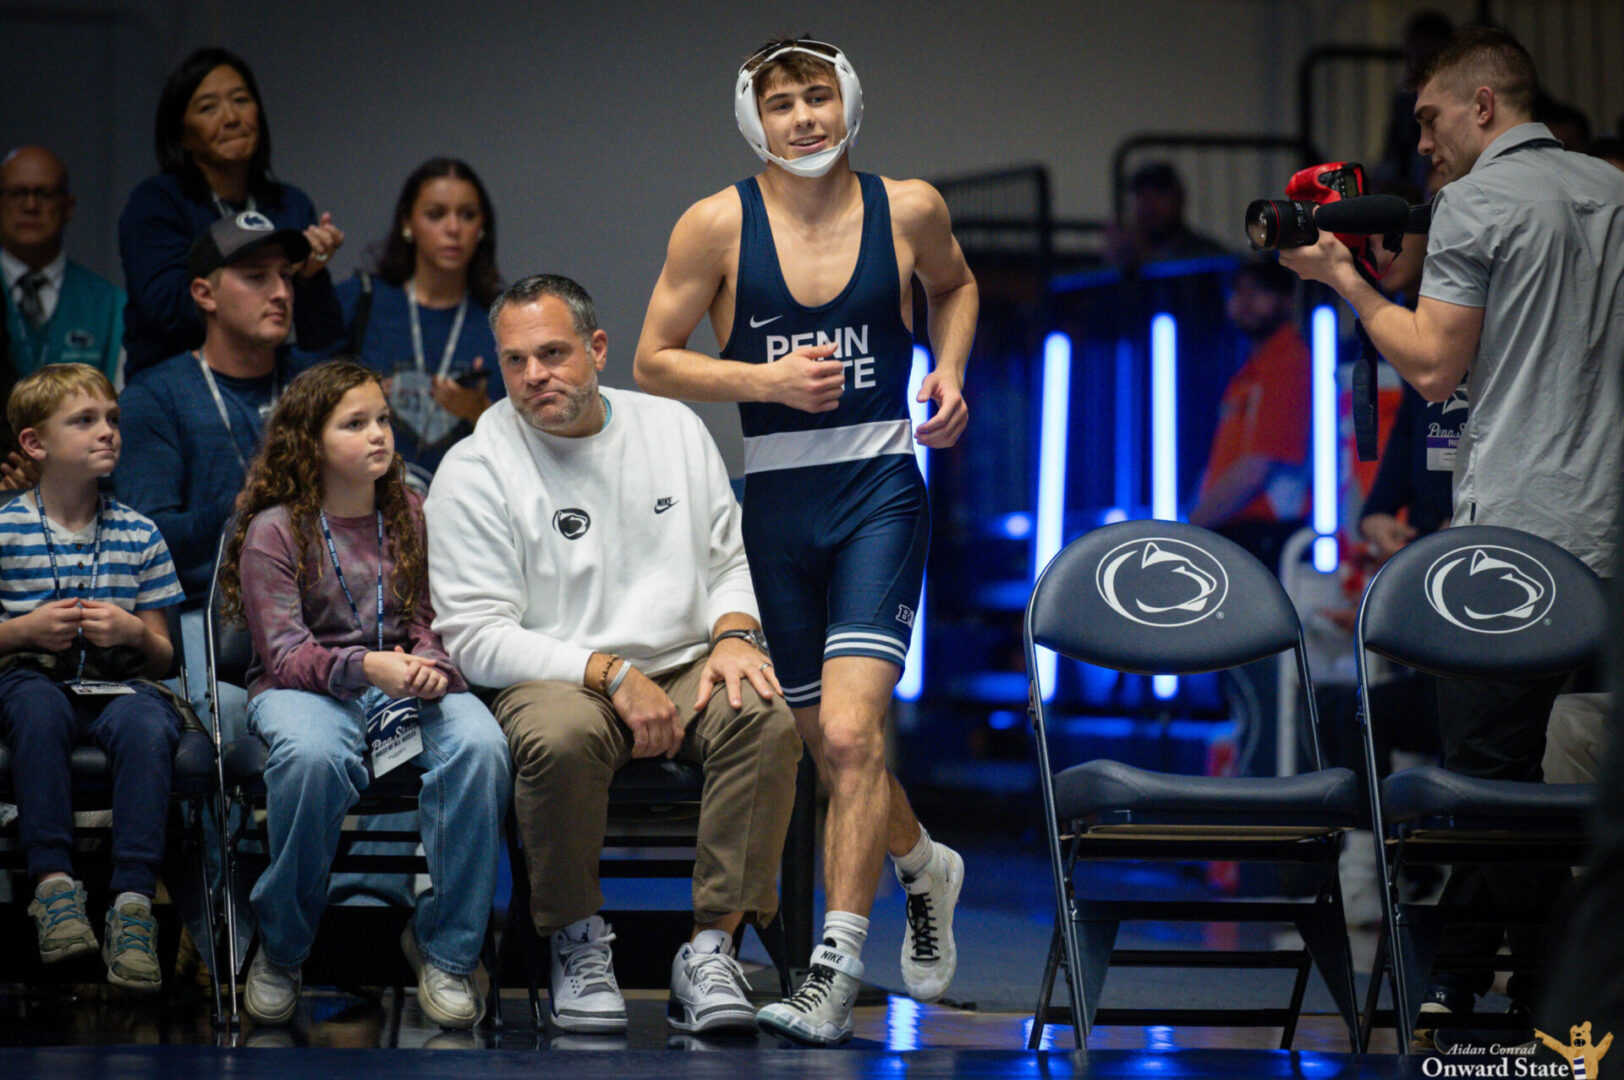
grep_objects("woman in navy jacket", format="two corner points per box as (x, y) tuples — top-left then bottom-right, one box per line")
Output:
(118, 48), (345, 376)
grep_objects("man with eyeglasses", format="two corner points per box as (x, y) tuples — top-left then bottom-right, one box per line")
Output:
(636, 36), (978, 1045)
(1, 148), (124, 384)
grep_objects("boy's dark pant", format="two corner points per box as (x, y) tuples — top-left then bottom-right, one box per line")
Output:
(0, 667), (183, 895)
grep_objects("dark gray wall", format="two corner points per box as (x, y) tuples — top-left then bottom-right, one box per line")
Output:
(4, 0), (1620, 466)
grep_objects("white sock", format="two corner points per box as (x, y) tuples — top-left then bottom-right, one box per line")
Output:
(822, 911), (869, 960)
(113, 891), (150, 912)
(892, 825), (935, 878)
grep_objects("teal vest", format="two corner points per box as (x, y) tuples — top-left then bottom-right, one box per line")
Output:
(5, 262), (124, 379)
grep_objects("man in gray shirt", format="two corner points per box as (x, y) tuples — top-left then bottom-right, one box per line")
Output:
(1283, 26), (1624, 1041)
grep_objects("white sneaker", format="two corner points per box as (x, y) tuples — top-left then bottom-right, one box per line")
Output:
(549, 915), (626, 1033)
(668, 929), (757, 1033)
(757, 943), (862, 1046)
(898, 842), (963, 1002)
(402, 926), (484, 1029)
(244, 949), (302, 1026)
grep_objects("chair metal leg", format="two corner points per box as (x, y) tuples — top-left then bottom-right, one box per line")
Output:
(1295, 871), (1363, 1051)
(756, 913), (793, 998)
(1280, 951), (1312, 1049)
(193, 799), (226, 1029)
(1392, 901), (1445, 1053)
(219, 790), (242, 1028)
(1362, 926), (1390, 1052)
(1030, 919), (1063, 1049)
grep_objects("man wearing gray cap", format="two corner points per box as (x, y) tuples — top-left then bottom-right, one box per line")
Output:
(114, 211), (309, 715)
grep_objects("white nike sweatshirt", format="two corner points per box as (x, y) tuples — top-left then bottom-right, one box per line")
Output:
(424, 387), (760, 688)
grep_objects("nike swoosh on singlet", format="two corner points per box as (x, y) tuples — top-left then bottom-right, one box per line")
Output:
(748, 314), (783, 328)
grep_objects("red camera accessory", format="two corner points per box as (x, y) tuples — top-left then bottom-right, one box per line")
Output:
(1285, 162), (1379, 277)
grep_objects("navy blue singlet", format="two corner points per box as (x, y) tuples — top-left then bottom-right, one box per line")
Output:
(723, 172), (929, 708)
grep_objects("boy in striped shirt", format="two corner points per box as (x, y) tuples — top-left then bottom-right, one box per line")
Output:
(0, 363), (186, 992)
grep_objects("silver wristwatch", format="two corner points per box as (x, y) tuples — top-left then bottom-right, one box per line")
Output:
(710, 628), (771, 656)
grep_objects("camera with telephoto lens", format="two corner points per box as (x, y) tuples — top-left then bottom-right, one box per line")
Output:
(1244, 161), (1379, 277)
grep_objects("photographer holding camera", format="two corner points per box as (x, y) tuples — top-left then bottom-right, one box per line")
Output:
(1282, 27), (1624, 1040)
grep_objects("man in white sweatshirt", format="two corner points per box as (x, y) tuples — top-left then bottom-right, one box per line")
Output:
(424, 274), (801, 1037)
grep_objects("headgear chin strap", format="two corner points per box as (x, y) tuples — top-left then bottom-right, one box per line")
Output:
(735, 41), (863, 179)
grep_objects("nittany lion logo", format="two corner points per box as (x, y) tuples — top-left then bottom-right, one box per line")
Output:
(1423, 545), (1555, 634)
(1095, 538), (1229, 628)
(236, 210), (275, 231)
(552, 508), (591, 540)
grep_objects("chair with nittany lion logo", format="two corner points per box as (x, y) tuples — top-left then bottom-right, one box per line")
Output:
(1025, 519), (1362, 1051)
(1355, 525), (1606, 1053)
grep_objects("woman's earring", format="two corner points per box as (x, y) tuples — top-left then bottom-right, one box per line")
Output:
(477, 229), (486, 241)
(402, 227), (414, 242)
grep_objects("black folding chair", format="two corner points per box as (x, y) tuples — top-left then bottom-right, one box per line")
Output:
(1354, 525), (1605, 1051)
(1026, 519), (1362, 1050)
(205, 527), (498, 1028)
(0, 607), (227, 1023)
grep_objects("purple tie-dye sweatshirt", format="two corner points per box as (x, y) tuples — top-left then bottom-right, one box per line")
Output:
(239, 492), (466, 701)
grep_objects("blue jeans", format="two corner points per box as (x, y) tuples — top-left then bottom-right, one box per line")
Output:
(246, 687), (510, 974)
(0, 668), (182, 895)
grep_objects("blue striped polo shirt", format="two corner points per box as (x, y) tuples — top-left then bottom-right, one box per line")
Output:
(0, 491), (184, 617)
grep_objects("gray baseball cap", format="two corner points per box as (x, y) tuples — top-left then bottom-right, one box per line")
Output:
(187, 210), (312, 278)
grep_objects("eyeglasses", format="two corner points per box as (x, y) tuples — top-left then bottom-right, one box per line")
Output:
(0, 187), (67, 205)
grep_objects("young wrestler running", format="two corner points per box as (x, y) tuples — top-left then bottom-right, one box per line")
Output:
(0, 364), (187, 992)
(218, 360), (509, 1029)
(635, 37), (979, 1044)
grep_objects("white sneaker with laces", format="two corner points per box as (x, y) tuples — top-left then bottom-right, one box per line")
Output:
(402, 926), (484, 1029)
(898, 842), (963, 1002)
(668, 929), (757, 1033)
(757, 942), (863, 1046)
(244, 949), (302, 1026)
(549, 915), (627, 1033)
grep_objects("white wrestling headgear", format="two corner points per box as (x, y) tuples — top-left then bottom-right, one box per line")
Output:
(734, 40), (863, 179)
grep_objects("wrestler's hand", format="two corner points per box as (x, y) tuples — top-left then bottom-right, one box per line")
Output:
(914, 369), (968, 448)
(695, 637), (781, 711)
(765, 341), (845, 413)
(611, 665), (685, 758)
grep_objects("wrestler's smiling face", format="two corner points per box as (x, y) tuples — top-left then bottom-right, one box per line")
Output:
(758, 75), (845, 161)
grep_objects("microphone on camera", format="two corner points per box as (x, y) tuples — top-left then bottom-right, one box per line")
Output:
(1314, 195), (1430, 235)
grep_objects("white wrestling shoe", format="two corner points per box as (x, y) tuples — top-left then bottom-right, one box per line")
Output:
(898, 842), (964, 1002)
(757, 942), (862, 1046)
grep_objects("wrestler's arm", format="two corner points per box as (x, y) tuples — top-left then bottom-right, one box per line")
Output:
(894, 178), (977, 448)
(634, 192), (845, 412)
(635, 192), (768, 401)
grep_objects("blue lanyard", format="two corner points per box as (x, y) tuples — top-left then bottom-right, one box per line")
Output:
(35, 487), (103, 682)
(318, 510), (385, 651)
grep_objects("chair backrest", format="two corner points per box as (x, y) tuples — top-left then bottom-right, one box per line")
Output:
(1026, 519), (1302, 675)
(204, 521), (253, 689)
(1358, 525), (1607, 680)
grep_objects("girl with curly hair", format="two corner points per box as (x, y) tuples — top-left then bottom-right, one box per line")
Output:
(219, 360), (509, 1030)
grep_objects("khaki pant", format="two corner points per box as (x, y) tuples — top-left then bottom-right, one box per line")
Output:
(494, 655), (802, 934)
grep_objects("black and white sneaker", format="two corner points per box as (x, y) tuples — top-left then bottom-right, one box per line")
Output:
(757, 942), (863, 1046)
(668, 929), (757, 1033)
(549, 915), (627, 1033)
(898, 843), (963, 1002)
